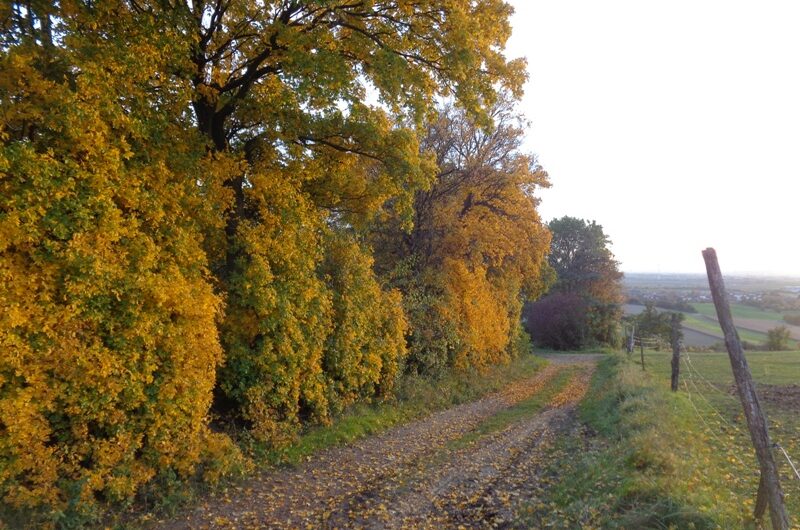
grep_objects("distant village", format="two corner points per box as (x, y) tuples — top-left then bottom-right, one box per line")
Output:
(623, 272), (800, 313)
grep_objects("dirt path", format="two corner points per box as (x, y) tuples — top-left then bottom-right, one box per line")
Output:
(157, 355), (599, 529)
(538, 352), (605, 365)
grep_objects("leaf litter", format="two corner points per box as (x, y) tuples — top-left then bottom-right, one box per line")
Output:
(156, 358), (598, 529)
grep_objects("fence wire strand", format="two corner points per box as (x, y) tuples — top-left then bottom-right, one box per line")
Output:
(682, 347), (735, 398)
(676, 346), (800, 486)
(776, 444), (800, 481)
(682, 353), (748, 438)
(680, 361), (750, 469)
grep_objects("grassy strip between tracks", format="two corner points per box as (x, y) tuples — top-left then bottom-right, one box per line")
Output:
(445, 367), (575, 452)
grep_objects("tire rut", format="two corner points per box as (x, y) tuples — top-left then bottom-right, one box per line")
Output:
(326, 366), (595, 529)
(157, 359), (596, 529)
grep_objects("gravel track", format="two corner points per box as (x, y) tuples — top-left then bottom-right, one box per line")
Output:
(157, 357), (598, 529)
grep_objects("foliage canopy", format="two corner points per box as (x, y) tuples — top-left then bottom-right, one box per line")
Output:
(0, 0), (552, 523)
(766, 326), (791, 351)
(525, 216), (623, 349)
(372, 101), (551, 373)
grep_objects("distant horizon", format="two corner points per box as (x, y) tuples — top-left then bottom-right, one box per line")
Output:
(622, 270), (800, 279)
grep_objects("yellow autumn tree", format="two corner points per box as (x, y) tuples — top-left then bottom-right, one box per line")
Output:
(0, 5), (242, 524)
(321, 234), (407, 413)
(211, 109), (433, 439)
(135, 0), (524, 437)
(373, 100), (553, 373)
(2, 1), (529, 520)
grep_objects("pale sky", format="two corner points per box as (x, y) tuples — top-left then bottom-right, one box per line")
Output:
(506, 0), (800, 275)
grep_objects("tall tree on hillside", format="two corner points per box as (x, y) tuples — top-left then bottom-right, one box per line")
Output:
(0, 0), (529, 519)
(525, 217), (623, 348)
(0, 6), (240, 520)
(548, 217), (621, 298)
(99, 0), (526, 438)
(633, 303), (677, 344)
(766, 326), (791, 351)
(372, 100), (552, 373)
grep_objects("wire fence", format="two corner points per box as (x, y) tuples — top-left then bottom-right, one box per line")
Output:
(682, 350), (747, 438)
(680, 355), (750, 469)
(632, 336), (800, 485)
(777, 443), (800, 481)
(679, 348), (800, 483)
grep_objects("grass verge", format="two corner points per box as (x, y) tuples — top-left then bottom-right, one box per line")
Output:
(518, 355), (769, 529)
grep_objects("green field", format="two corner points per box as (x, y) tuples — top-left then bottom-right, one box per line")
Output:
(681, 313), (770, 345)
(625, 303), (786, 347)
(647, 350), (800, 523)
(659, 350), (800, 386)
(692, 302), (785, 321)
(685, 303), (799, 348)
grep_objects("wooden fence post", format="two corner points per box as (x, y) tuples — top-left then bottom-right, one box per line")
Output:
(640, 338), (645, 370)
(702, 248), (790, 530)
(670, 313), (681, 392)
(627, 324), (636, 355)
(755, 474), (769, 522)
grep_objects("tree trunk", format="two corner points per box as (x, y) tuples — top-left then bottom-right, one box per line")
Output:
(193, 97), (246, 282)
